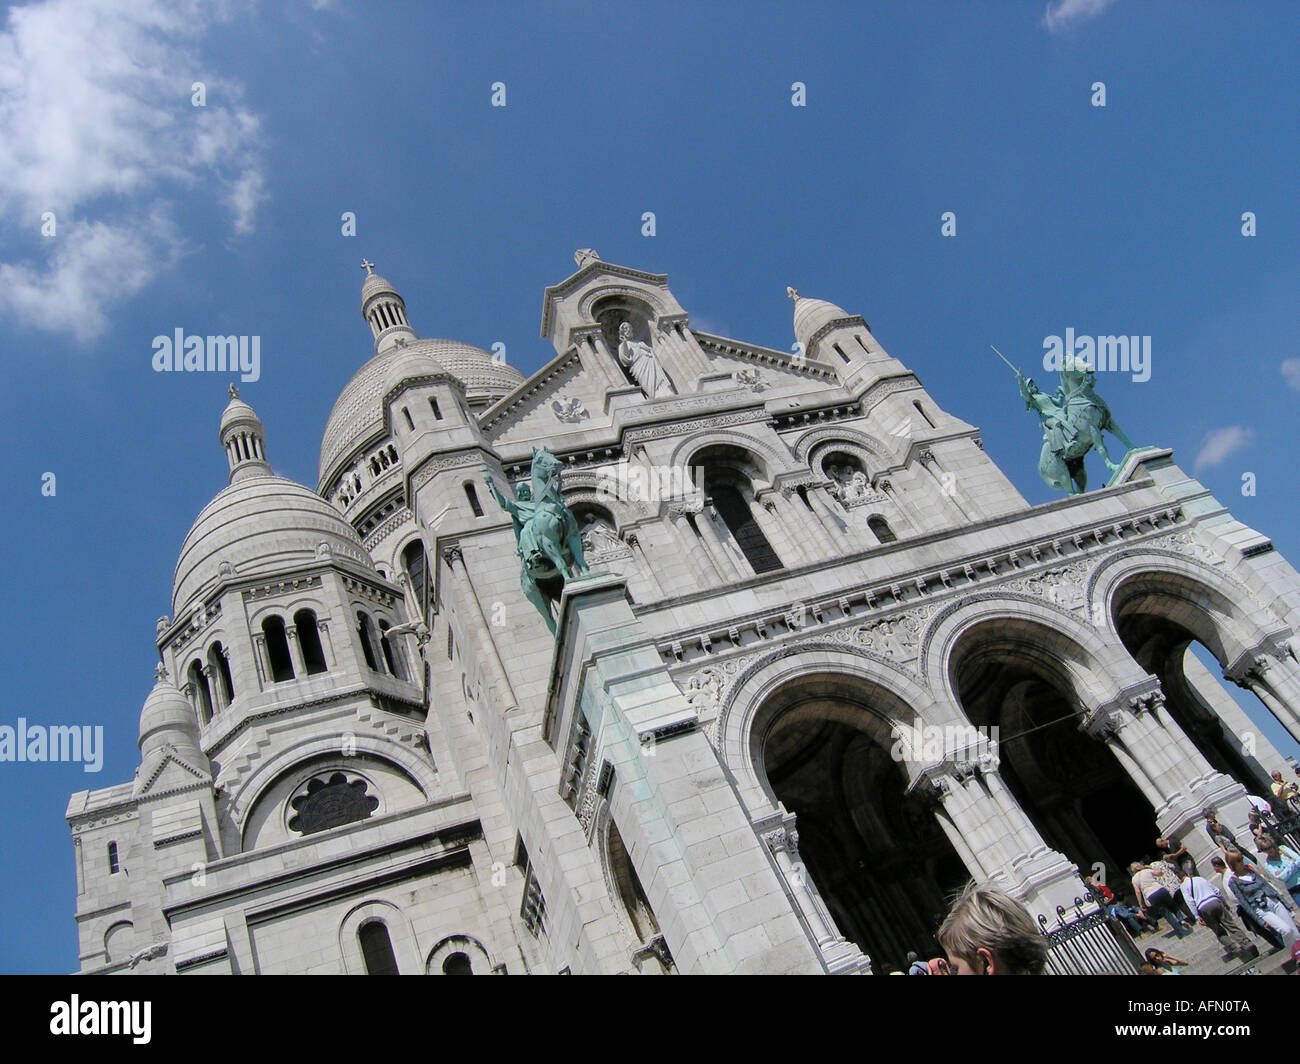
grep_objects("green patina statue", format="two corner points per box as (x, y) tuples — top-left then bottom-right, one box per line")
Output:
(996, 346), (1138, 496)
(482, 447), (589, 634)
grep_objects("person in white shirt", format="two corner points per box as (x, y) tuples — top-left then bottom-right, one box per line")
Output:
(1175, 865), (1257, 961)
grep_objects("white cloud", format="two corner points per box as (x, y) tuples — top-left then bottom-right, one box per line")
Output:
(0, 0), (264, 341)
(1282, 358), (1300, 392)
(1043, 0), (1119, 34)
(1194, 425), (1254, 472)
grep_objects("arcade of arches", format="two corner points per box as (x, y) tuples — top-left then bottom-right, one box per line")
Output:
(754, 581), (1298, 972)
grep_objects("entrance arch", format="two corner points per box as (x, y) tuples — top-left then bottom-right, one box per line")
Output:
(1111, 567), (1290, 793)
(754, 673), (970, 972)
(946, 613), (1158, 890)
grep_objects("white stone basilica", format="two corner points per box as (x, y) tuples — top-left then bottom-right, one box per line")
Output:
(67, 251), (1300, 974)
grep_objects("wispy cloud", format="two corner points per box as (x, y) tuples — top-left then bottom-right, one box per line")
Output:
(0, 0), (265, 341)
(1282, 358), (1300, 392)
(1043, 0), (1119, 34)
(1194, 425), (1254, 472)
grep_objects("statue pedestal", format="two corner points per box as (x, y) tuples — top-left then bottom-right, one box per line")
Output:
(1106, 445), (1173, 488)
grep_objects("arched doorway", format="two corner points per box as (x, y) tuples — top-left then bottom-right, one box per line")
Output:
(757, 675), (970, 972)
(1112, 572), (1284, 794)
(950, 617), (1158, 889)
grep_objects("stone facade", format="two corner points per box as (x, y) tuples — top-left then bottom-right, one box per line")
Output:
(68, 252), (1300, 974)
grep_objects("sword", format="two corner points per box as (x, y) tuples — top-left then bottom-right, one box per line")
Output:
(991, 345), (1024, 378)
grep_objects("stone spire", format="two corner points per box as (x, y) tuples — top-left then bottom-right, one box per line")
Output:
(360, 261), (418, 355)
(220, 385), (271, 484)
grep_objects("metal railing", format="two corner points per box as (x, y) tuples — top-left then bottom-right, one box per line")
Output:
(1040, 893), (1143, 975)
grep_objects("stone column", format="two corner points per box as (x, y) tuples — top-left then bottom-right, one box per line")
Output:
(742, 485), (801, 569)
(624, 533), (665, 599)
(284, 624), (308, 679)
(667, 506), (725, 586)
(251, 633), (269, 687)
(695, 505), (747, 581)
(800, 478), (852, 546)
(316, 620), (337, 670)
(920, 753), (1087, 919)
(1227, 649), (1300, 744)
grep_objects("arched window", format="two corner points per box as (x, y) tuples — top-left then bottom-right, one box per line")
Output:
(370, 457), (380, 476)
(913, 400), (936, 428)
(262, 616), (295, 682)
(443, 952), (473, 975)
(464, 483), (484, 517)
(430, 397), (443, 420)
(107, 841), (119, 875)
(868, 515), (897, 544)
(207, 643), (234, 709)
(711, 484), (782, 574)
(379, 621), (409, 681)
(294, 610), (328, 675)
(358, 921), (399, 975)
(357, 612), (382, 672)
(387, 445), (398, 463)
(402, 540), (428, 618)
(402, 407), (414, 431)
(856, 335), (870, 354)
(832, 342), (850, 364)
(188, 660), (213, 724)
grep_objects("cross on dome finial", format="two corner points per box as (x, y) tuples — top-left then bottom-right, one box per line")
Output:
(228, 383), (239, 400)
(786, 286), (800, 302)
(361, 259), (376, 275)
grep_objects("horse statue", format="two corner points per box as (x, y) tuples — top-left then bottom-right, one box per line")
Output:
(997, 347), (1138, 495)
(482, 448), (589, 634)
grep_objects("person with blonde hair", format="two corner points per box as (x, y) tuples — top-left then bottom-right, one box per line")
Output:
(936, 882), (1048, 975)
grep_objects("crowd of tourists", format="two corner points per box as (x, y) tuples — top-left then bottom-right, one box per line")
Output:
(895, 772), (1300, 975)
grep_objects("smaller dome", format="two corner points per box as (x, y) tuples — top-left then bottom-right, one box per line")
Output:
(362, 272), (401, 307)
(788, 286), (856, 355)
(139, 673), (200, 757)
(220, 395), (260, 434)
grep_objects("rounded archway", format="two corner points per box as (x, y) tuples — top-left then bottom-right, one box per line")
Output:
(755, 673), (970, 972)
(948, 615), (1157, 888)
(1112, 569), (1285, 793)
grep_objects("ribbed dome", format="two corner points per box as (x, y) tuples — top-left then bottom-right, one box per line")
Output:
(789, 287), (855, 354)
(173, 474), (374, 614)
(219, 396), (259, 434)
(361, 272), (400, 305)
(138, 676), (200, 756)
(318, 338), (525, 484)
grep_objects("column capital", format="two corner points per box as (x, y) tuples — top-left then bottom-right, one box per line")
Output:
(441, 544), (463, 565)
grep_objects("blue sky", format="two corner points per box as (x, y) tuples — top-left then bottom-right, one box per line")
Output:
(0, 0), (1296, 972)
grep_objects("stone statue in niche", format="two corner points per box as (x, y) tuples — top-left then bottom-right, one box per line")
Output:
(826, 463), (874, 506)
(617, 321), (676, 399)
(579, 515), (622, 555)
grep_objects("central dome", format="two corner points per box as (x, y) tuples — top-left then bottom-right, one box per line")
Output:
(317, 338), (525, 485)
(173, 473), (374, 615)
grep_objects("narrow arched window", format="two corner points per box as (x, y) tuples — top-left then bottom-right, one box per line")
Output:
(832, 342), (850, 364)
(357, 612), (382, 672)
(868, 515), (897, 544)
(294, 609), (328, 675)
(913, 400), (936, 428)
(711, 484), (782, 574)
(388, 445), (398, 463)
(402, 540), (428, 618)
(188, 659), (213, 724)
(856, 335), (870, 353)
(262, 616), (295, 682)
(443, 952), (473, 975)
(379, 621), (408, 681)
(464, 483), (484, 517)
(370, 457), (380, 476)
(430, 397), (443, 420)
(402, 407), (414, 431)
(207, 643), (234, 708)
(107, 841), (119, 875)
(359, 921), (399, 975)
